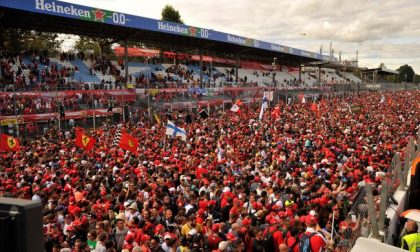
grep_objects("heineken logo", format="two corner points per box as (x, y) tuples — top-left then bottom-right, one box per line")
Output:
(157, 21), (207, 38)
(271, 44), (284, 51)
(35, 0), (118, 23)
(227, 35), (258, 47)
(158, 21), (189, 35)
(93, 8), (105, 22)
(188, 26), (197, 37)
(35, 0), (91, 18)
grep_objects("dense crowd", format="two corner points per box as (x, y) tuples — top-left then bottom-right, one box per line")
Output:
(0, 91), (419, 252)
(0, 51), (80, 91)
(0, 93), (118, 116)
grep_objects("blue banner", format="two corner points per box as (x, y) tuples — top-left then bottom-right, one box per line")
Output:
(0, 0), (336, 62)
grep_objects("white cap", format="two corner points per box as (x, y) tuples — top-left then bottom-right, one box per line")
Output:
(219, 241), (228, 251)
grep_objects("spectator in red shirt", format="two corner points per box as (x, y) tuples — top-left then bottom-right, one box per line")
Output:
(304, 215), (327, 252)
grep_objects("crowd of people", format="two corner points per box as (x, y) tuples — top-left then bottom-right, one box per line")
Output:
(0, 51), (81, 91)
(0, 91), (419, 252)
(0, 92), (119, 116)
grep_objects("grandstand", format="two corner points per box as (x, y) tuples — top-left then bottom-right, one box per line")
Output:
(1, 1), (419, 252)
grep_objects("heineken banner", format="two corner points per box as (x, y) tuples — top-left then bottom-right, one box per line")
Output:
(0, 0), (335, 62)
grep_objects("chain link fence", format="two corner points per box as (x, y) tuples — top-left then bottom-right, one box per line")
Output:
(339, 187), (370, 248)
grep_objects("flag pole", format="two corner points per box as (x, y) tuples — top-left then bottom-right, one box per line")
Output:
(331, 211), (335, 242)
(58, 113), (61, 131)
(93, 111), (96, 131)
(207, 101), (210, 116)
(13, 85), (19, 137)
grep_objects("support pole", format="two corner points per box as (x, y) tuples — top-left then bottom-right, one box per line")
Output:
(93, 111), (96, 131)
(366, 183), (380, 239)
(12, 85), (19, 137)
(378, 181), (389, 231)
(299, 65), (302, 84)
(318, 65), (322, 87)
(235, 54), (239, 83)
(124, 43), (129, 88)
(199, 49), (203, 87)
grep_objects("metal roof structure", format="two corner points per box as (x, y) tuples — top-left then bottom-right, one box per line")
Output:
(360, 67), (399, 75)
(0, 0), (337, 66)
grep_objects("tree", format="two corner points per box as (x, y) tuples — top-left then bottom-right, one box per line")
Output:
(161, 5), (184, 24)
(1, 28), (62, 55)
(396, 64), (415, 82)
(378, 62), (386, 69)
(74, 36), (117, 56)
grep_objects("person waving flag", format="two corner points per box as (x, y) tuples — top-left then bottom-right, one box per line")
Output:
(166, 120), (187, 141)
(259, 96), (268, 120)
(0, 133), (20, 151)
(75, 127), (96, 151)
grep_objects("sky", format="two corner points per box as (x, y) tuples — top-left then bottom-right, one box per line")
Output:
(61, 0), (420, 73)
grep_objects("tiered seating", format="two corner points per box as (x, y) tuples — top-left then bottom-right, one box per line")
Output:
(187, 64), (210, 83)
(82, 59), (117, 84)
(341, 72), (362, 83)
(321, 69), (347, 84)
(287, 71), (317, 86)
(275, 71), (297, 86)
(70, 59), (100, 83)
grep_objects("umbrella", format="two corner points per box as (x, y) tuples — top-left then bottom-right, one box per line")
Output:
(400, 209), (420, 222)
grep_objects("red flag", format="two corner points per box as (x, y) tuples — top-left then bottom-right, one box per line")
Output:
(230, 99), (243, 113)
(310, 103), (321, 117)
(75, 128), (96, 151)
(0, 133), (20, 151)
(271, 106), (281, 119)
(310, 103), (319, 113)
(387, 97), (393, 106)
(119, 132), (139, 153)
(298, 93), (305, 103)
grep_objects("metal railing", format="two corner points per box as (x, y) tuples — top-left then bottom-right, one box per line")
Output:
(345, 127), (420, 248)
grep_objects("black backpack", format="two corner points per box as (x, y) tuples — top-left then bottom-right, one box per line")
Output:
(298, 232), (317, 252)
(262, 230), (275, 252)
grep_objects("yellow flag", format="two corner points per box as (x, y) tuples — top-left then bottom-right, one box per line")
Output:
(154, 113), (161, 124)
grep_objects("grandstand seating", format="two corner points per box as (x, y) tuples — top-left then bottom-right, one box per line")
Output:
(287, 71), (317, 86)
(341, 71), (362, 83)
(1, 51), (365, 90)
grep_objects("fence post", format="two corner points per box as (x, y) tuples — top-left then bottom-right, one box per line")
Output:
(402, 147), (410, 189)
(396, 153), (404, 190)
(366, 183), (380, 239)
(378, 181), (389, 232)
(408, 137), (415, 164)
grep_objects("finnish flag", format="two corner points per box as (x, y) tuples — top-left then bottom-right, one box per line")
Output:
(259, 96), (268, 120)
(166, 120), (187, 141)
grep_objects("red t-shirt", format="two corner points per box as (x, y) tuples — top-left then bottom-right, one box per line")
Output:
(309, 232), (326, 252)
(285, 236), (299, 252)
